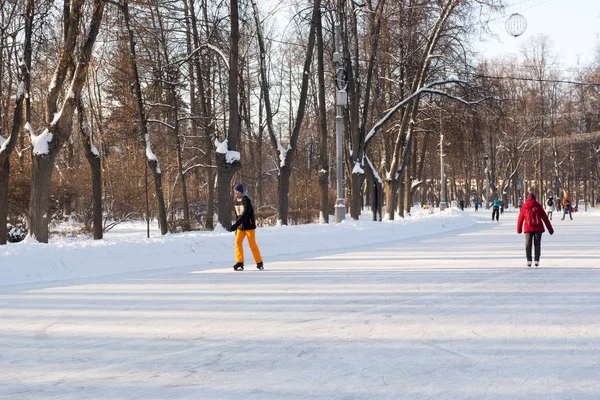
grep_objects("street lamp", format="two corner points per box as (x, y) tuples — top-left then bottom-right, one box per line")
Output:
(483, 155), (490, 209)
(439, 134), (447, 211)
(333, 23), (346, 223)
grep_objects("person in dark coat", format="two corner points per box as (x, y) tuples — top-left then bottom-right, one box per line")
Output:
(517, 192), (554, 267)
(228, 183), (264, 271)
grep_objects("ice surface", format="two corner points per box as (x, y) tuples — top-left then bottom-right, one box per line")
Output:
(1, 209), (599, 399)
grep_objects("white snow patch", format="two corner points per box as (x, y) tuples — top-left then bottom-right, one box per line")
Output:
(24, 122), (34, 135)
(51, 110), (62, 126)
(91, 143), (100, 157)
(22, 234), (38, 244)
(0, 209), (482, 286)
(31, 129), (53, 155)
(145, 134), (157, 161)
(215, 138), (229, 154)
(144, 134), (161, 173)
(226, 150), (240, 163)
(215, 138), (241, 164)
(0, 135), (7, 153)
(49, 75), (57, 90)
(16, 81), (25, 103)
(352, 162), (365, 174)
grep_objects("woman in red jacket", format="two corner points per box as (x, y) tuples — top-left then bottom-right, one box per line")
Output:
(517, 192), (554, 267)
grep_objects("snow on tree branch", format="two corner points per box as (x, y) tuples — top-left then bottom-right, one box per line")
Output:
(185, 43), (230, 70)
(214, 138), (241, 164)
(352, 161), (365, 175)
(147, 119), (176, 130)
(365, 155), (383, 185)
(365, 80), (491, 145)
(31, 129), (53, 155)
(15, 81), (25, 106)
(145, 133), (161, 173)
(276, 139), (288, 168)
(183, 163), (217, 176)
(411, 179), (424, 190)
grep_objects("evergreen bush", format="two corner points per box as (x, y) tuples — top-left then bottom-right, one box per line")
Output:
(6, 224), (27, 243)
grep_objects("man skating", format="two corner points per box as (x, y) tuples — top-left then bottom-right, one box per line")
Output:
(228, 184), (264, 271)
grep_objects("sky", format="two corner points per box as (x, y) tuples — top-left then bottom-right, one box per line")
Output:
(1, 208), (600, 398)
(476, 0), (600, 70)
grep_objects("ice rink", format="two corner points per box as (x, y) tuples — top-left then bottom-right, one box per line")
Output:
(1, 210), (599, 399)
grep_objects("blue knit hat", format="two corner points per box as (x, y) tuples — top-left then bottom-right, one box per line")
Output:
(234, 183), (244, 193)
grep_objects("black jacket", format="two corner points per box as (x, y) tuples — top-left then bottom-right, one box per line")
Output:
(232, 194), (257, 230)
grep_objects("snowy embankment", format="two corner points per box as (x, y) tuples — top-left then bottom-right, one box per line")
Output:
(1, 208), (474, 286)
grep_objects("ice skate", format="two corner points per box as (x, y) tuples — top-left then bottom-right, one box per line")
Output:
(233, 262), (244, 271)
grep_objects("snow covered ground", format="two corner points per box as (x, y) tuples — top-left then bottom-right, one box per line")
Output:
(1, 208), (599, 399)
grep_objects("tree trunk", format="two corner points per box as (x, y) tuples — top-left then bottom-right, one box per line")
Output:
(315, 0), (328, 223)
(398, 175), (405, 218)
(384, 179), (398, 220)
(216, 156), (239, 228)
(28, 155), (55, 242)
(174, 128), (190, 230)
(277, 166), (291, 224)
(78, 101), (103, 239)
(0, 159), (8, 244)
(206, 168), (215, 229)
(404, 167), (412, 215)
(62, 141), (75, 221)
(350, 173), (362, 219)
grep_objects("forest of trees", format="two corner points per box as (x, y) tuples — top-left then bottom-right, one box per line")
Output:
(1, 0), (599, 244)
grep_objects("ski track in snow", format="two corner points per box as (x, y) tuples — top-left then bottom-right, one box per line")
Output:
(1, 211), (599, 399)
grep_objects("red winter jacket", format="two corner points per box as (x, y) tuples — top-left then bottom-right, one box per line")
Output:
(517, 194), (554, 234)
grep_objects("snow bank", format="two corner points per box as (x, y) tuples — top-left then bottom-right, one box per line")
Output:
(0, 209), (475, 287)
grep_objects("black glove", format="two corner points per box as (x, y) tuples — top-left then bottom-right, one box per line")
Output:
(229, 224), (238, 232)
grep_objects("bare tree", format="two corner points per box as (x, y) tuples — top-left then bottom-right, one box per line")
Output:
(77, 99), (102, 239)
(251, 0), (319, 224)
(0, 0), (32, 244)
(122, 0), (168, 235)
(27, 0), (106, 242)
(216, 0), (242, 229)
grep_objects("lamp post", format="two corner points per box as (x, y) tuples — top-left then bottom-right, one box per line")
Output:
(484, 155), (490, 209)
(333, 23), (346, 223)
(439, 134), (447, 211)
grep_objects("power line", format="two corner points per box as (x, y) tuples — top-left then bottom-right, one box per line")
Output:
(475, 74), (600, 87)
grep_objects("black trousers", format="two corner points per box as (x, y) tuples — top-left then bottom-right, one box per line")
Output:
(525, 231), (543, 262)
(492, 207), (499, 221)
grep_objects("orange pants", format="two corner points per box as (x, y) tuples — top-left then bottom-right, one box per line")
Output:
(235, 229), (263, 264)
